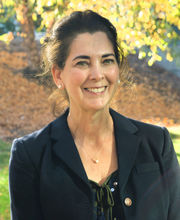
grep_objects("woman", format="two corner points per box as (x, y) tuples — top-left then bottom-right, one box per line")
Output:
(9, 10), (180, 220)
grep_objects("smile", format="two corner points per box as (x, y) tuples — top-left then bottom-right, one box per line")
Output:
(84, 86), (107, 94)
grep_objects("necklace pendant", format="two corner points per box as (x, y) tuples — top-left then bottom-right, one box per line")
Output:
(92, 159), (99, 164)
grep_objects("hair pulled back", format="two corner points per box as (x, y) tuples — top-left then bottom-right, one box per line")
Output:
(41, 10), (127, 116)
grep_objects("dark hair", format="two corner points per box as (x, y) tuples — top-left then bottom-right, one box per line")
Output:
(41, 10), (128, 116)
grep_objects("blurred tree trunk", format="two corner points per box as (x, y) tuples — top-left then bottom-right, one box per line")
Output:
(15, 0), (40, 73)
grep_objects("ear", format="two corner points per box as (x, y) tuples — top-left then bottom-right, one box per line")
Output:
(51, 64), (64, 89)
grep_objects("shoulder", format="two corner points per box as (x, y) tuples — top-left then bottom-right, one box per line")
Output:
(131, 118), (173, 155)
(111, 108), (171, 156)
(129, 117), (166, 139)
(10, 110), (68, 169)
(12, 119), (51, 151)
(10, 123), (50, 170)
(129, 118), (172, 151)
(111, 108), (166, 137)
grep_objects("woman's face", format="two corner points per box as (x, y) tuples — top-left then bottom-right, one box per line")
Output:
(53, 31), (120, 112)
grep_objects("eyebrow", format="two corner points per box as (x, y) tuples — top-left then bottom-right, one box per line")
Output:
(72, 53), (115, 61)
(102, 53), (115, 58)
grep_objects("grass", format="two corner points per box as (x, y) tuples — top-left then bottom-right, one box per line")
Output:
(0, 167), (10, 220)
(0, 140), (11, 220)
(168, 126), (180, 163)
(0, 127), (179, 220)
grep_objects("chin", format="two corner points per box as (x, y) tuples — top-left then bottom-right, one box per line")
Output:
(82, 101), (110, 112)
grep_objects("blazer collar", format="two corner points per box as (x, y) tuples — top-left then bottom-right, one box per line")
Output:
(110, 109), (140, 192)
(50, 109), (89, 186)
(50, 108), (141, 190)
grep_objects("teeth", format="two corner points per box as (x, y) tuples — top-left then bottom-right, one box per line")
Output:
(86, 87), (106, 93)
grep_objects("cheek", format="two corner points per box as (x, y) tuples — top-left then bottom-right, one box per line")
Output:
(65, 69), (87, 89)
(107, 67), (119, 83)
(72, 70), (86, 86)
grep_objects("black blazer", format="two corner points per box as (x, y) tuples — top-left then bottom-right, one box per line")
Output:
(9, 109), (180, 220)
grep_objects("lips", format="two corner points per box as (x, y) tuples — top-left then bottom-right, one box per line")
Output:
(84, 86), (107, 93)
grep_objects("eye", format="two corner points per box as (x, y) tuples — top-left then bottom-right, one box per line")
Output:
(76, 61), (89, 67)
(103, 59), (115, 64)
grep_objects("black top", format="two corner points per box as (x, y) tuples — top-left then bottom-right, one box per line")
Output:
(89, 170), (124, 220)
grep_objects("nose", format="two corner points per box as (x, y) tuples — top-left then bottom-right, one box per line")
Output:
(89, 63), (104, 81)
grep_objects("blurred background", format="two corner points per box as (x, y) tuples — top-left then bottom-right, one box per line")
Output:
(0, 0), (180, 219)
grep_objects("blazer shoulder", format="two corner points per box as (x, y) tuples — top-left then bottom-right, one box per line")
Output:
(11, 117), (57, 170)
(112, 109), (175, 161)
(129, 118), (173, 156)
(130, 118), (164, 135)
(111, 108), (165, 137)
(13, 122), (50, 148)
(11, 110), (69, 170)
(130, 117), (167, 140)
(13, 110), (67, 147)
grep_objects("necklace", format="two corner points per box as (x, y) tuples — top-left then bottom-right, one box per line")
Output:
(79, 145), (104, 164)
(78, 135), (115, 164)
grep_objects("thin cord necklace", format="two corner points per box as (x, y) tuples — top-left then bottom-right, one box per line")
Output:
(68, 114), (114, 164)
(80, 145), (104, 164)
(78, 134), (114, 164)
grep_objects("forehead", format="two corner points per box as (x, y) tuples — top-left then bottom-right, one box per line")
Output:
(68, 32), (114, 58)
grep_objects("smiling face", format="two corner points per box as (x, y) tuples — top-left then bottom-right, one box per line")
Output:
(52, 31), (120, 113)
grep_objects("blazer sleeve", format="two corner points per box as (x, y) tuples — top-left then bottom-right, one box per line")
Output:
(9, 138), (44, 220)
(162, 127), (180, 220)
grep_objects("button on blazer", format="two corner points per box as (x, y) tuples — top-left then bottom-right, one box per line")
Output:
(9, 109), (180, 220)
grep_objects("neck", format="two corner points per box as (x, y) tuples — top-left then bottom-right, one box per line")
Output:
(67, 107), (113, 148)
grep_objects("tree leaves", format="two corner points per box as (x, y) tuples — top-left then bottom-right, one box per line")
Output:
(0, 0), (180, 65)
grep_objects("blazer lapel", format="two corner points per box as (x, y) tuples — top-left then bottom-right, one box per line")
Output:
(110, 109), (141, 192)
(50, 109), (141, 192)
(50, 109), (89, 186)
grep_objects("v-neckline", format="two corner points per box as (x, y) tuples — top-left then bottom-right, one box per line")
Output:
(88, 169), (118, 187)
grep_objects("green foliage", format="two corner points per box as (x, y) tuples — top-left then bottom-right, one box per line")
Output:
(0, 140), (11, 220)
(0, 6), (16, 34)
(0, 168), (10, 220)
(168, 126), (180, 163)
(0, 140), (11, 169)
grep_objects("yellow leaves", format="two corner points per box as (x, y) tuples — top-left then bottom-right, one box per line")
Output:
(150, 45), (157, 53)
(138, 9), (150, 23)
(67, 0), (116, 17)
(135, 40), (141, 47)
(56, 0), (64, 5)
(38, 0), (53, 7)
(155, 0), (170, 13)
(148, 52), (152, 57)
(0, 32), (14, 44)
(138, 51), (146, 59)
(167, 33), (172, 38)
(35, 3), (43, 15)
(32, 13), (37, 21)
(138, 0), (151, 9)
(151, 24), (156, 31)
(166, 52), (173, 62)
(0, 8), (5, 13)
(158, 12), (166, 19)
(135, 23), (141, 31)
(41, 11), (55, 28)
(154, 0), (180, 28)
(40, 36), (45, 44)
(155, 54), (162, 62)
(1, 0), (15, 7)
(47, 1), (53, 7)
(1, 0), (179, 67)
(148, 54), (162, 66)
